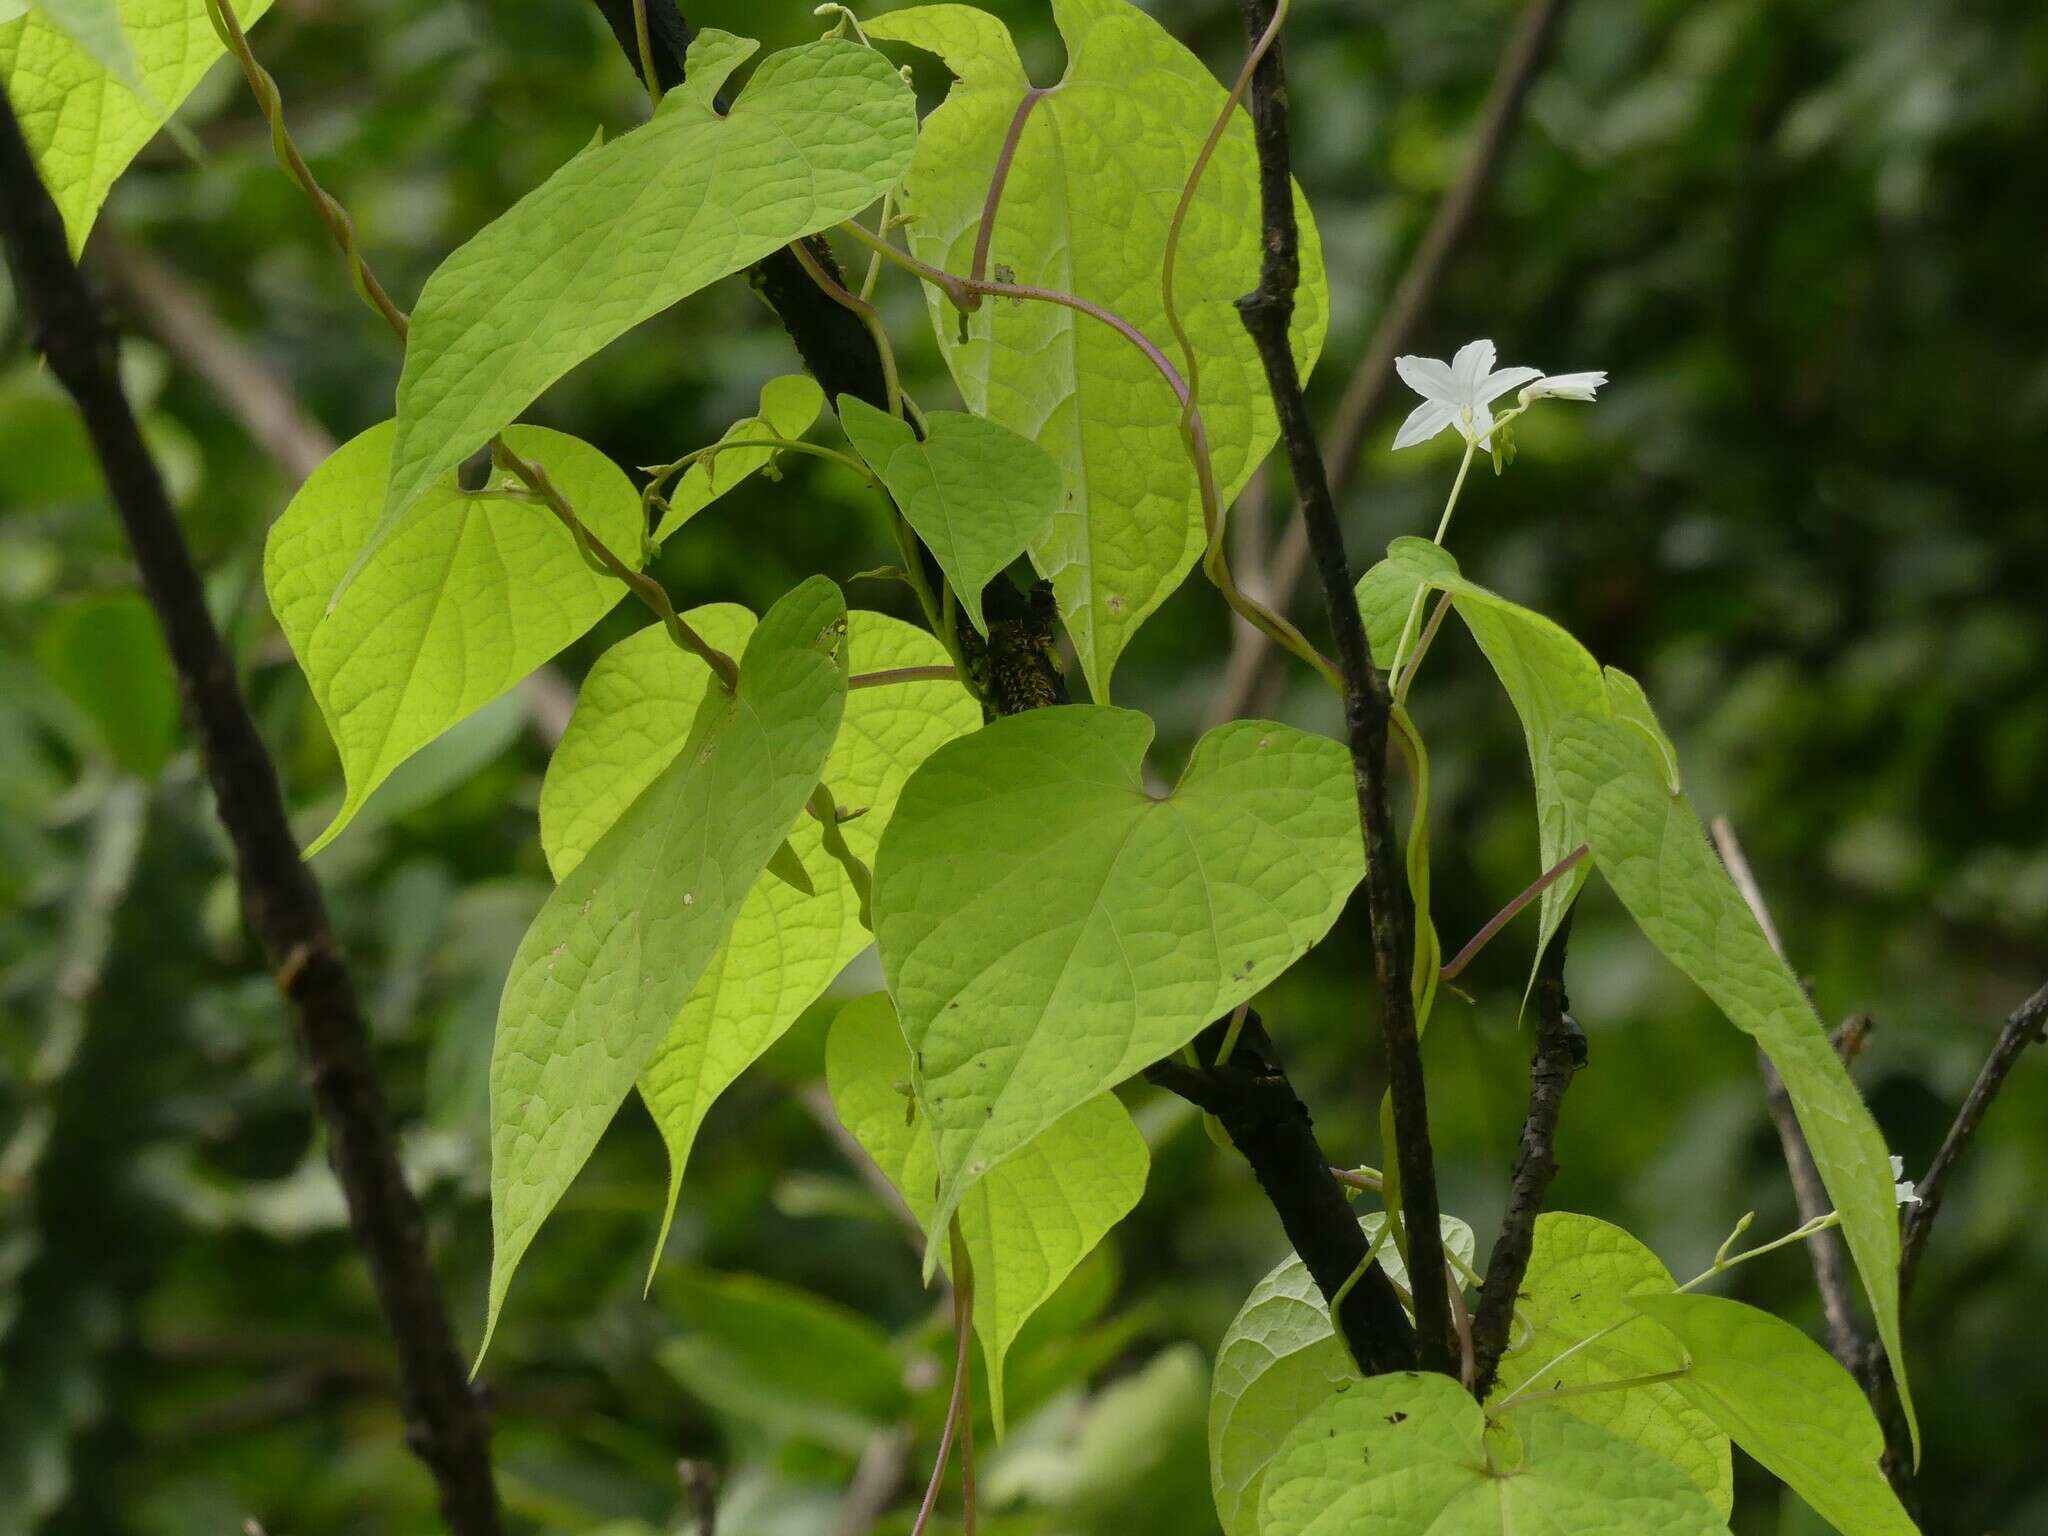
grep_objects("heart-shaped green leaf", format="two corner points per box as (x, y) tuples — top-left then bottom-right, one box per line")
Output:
(1259, 1372), (1731, 1536)
(827, 992), (1147, 1438)
(867, 0), (1327, 700)
(265, 420), (641, 856)
(538, 604), (979, 1266)
(2, 0), (273, 255)
(1486, 1213), (1732, 1513)
(837, 395), (1062, 635)
(872, 705), (1362, 1245)
(369, 30), (915, 592)
(1549, 711), (1916, 1452)
(652, 374), (825, 546)
(484, 577), (848, 1356)
(1209, 1215), (1476, 1536)
(1629, 1293), (1918, 1536)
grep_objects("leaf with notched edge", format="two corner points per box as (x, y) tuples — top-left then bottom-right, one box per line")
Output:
(1209, 1215), (1477, 1536)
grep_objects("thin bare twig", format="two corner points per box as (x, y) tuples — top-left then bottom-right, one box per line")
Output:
(1899, 979), (2048, 1304)
(0, 86), (501, 1536)
(1215, 0), (1571, 723)
(1230, 0), (1456, 1374)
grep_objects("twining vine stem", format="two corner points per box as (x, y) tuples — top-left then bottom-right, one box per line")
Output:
(0, 83), (503, 1536)
(200, 0), (743, 690)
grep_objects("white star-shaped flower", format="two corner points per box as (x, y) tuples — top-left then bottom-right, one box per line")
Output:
(1891, 1154), (1921, 1206)
(1392, 340), (1606, 450)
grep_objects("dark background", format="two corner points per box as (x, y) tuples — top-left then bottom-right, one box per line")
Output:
(2, 0), (2043, 1531)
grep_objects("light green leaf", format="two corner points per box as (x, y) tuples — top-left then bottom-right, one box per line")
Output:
(265, 420), (640, 857)
(1209, 1215), (1476, 1536)
(1602, 664), (1681, 792)
(826, 992), (1148, 1438)
(656, 1269), (907, 1455)
(1357, 537), (1605, 990)
(28, 0), (137, 92)
(484, 577), (849, 1356)
(868, 0), (1327, 700)
(652, 374), (825, 546)
(1486, 1212), (1732, 1514)
(538, 608), (977, 1260)
(0, 2), (31, 25)
(1260, 1371), (1731, 1536)
(1630, 1293), (1919, 1536)
(372, 31), (915, 589)
(1548, 712), (1915, 1452)
(872, 705), (1362, 1248)
(837, 395), (1062, 636)
(1, 0), (274, 255)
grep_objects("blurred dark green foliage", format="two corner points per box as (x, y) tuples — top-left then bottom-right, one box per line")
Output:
(2, 0), (2043, 1531)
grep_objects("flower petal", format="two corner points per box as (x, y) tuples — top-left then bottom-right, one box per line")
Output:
(1449, 339), (1496, 403)
(1395, 354), (1456, 403)
(1392, 398), (1457, 450)
(1522, 370), (1608, 403)
(1478, 365), (1544, 405)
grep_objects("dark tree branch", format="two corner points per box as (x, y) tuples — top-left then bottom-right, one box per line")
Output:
(1216, 0), (1571, 723)
(1146, 1014), (1417, 1374)
(1899, 979), (2048, 1305)
(0, 88), (501, 1536)
(1470, 914), (1583, 1396)
(1231, 0), (1456, 1374)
